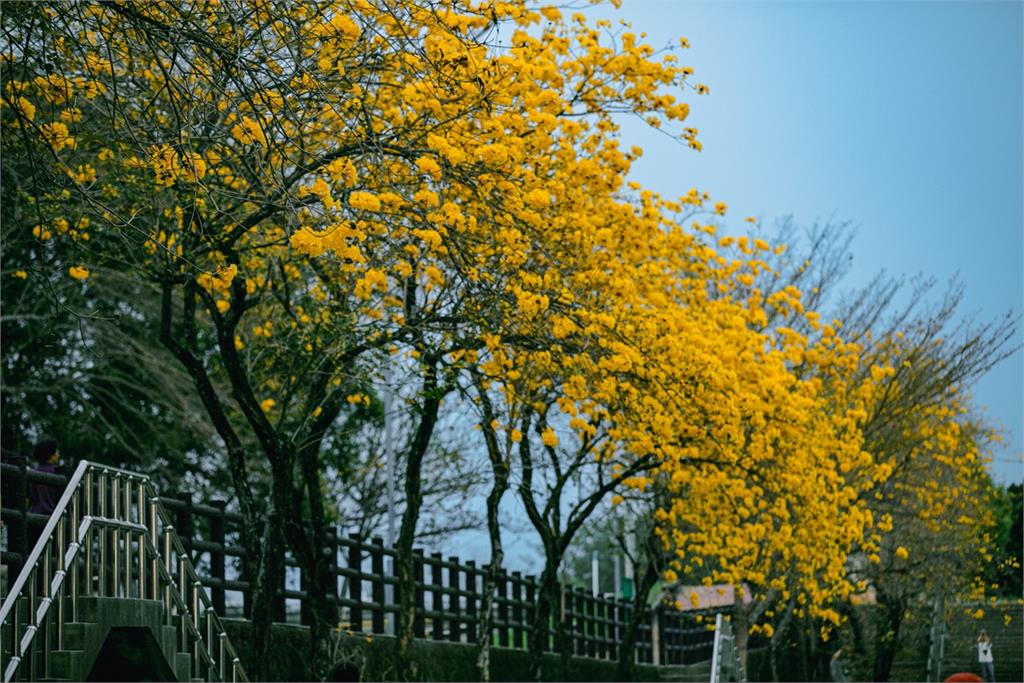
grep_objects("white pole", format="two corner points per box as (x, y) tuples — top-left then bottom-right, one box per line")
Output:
(625, 528), (636, 598)
(591, 550), (600, 597)
(613, 555), (622, 600)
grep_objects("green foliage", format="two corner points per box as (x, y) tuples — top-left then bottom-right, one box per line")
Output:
(986, 483), (1023, 598)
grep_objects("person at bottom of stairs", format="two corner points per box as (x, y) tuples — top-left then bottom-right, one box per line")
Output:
(977, 630), (995, 682)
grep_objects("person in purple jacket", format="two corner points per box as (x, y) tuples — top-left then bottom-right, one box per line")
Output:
(27, 438), (61, 516)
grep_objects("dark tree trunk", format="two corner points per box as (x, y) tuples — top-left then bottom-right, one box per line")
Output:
(474, 378), (509, 682)
(249, 514), (286, 681)
(616, 562), (658, 681)
(528, 563), (560, 682)
(288, 381), (347, 678)
(476, 538), (504, 682)
(396, 357), (442, 679)
(768, 599), (796, 682)
(873, 595), (905, 682)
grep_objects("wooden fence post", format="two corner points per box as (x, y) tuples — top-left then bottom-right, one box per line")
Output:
(511, 571), (524, 649)
(348, 534), (363, 632)
(370, 536), (385, 633)
(590, 595), (598, 658)
(598, 597), (608, 660)
(525, 576), (536, 651)
(576, 587), (587, 656)
(496, 569), (509, 647)
(447, 555), (461, 642)
(328, 528), (340, 624)
(465, 560), (477, 643)
(431, 552), (444, 640)
(413, 549), (426, 638)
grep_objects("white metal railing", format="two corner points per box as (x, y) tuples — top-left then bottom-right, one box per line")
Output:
(0, 460), (248, 682)
(710, 612), (745, 683)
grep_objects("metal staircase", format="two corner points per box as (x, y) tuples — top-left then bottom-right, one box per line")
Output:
(0, 460), (248, 682)
(710, 612), (745, 683)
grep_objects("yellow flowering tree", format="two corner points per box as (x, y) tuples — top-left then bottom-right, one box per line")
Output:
(730, 225), (1016, 680)
(1, 0), (707, 675)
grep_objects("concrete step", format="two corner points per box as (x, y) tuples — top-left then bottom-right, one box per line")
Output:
(175, 651), (193, 680)
(60, 621), (93, 651)
(48, 649), (86, 680)
(657, 663), (713, 682)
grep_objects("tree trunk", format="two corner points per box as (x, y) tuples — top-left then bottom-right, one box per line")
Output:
(249, 512), (286, 680)
(396, 358), (441, 679)
(476, 549), (503, 682)
(873, 596), (904, 682)
(768, 599), (796, 682)
(616, 561), (658, 681)
(474, 375), (509, 682)
(528, 563), (560, 681)
(476, 465), (509, 681)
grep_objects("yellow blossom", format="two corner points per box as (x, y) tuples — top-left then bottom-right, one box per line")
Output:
(68, 265), (89, 280)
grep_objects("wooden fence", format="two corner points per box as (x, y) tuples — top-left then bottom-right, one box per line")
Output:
(1, 457), (721, 665)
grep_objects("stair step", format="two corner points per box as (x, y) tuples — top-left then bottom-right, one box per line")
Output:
(60, 622), (93, 651)
(174, 651), (193, 680)
(48, 649), (85, 680)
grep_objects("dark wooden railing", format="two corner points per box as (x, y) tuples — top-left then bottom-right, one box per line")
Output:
(0, 457), (721, 665)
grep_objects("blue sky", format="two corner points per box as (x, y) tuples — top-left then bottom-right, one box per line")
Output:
(593, 0), (1023, 483)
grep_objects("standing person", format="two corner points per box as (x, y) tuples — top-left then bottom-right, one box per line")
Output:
(27, 437), (61, 516)
(977, 630), (995, 682)
(830, 647), (850, 682)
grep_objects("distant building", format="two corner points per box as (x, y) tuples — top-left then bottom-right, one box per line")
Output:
(667, 583), (752, 610)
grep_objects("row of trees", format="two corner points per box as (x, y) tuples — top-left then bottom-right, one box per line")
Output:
(2, 1), (1016, 681)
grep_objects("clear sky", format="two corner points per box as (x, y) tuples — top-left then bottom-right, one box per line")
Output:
(588, 0), (1023, 483)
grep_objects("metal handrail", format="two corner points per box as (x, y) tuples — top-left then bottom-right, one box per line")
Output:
(0, 461), (248, 682)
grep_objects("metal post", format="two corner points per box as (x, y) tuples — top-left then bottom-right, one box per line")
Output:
(149, 499), (159, 602)
(112, 474), (121, 597)
(84, 470), (93, 597)
(42, 543), (51, 678)
(711, 612), (723, 683)
(70, 489), (79, 621)
(591, 550), (600, 597)
(123, 476), (131, 597)
(56, 516), (66, 650)
(138, 482), (146, 600)
(219, 632), (227, 681)
(27, 570), (37, 680)
(206, 609), (215, 679)
(179, 551), (187, 616)
(11, 585), (21, 679)
(164, 527), (174, 626)
(193, 580), (202, 675)
(98, 473), (107, 596)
